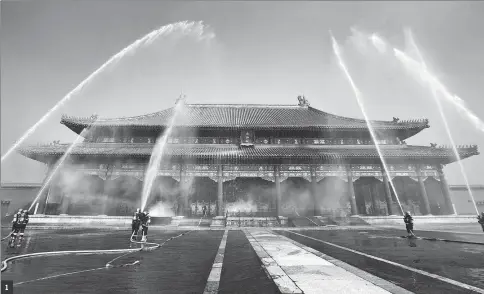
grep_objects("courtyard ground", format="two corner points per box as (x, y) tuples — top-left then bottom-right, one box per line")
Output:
(1, 225), (483, 294)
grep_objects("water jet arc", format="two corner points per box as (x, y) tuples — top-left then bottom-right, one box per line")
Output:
(330, 32), (404, 215)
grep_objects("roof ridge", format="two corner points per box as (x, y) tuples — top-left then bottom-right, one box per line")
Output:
(185, 103), (301, 108)
(62, 107), (175, 122)
(308, 106), (426, 124)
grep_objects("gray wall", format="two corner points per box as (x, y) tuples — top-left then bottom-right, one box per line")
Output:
(0, 183), (41, 217)
(450, 185), (484, 215)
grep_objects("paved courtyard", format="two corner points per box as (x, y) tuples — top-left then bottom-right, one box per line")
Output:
(1, 226), (483, 294)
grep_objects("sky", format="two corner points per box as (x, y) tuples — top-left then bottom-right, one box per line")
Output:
(1, 1), (484, 185)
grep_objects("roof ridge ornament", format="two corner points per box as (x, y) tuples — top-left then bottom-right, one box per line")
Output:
(176, 93), (187, 105)
(297, 95), (310, 107)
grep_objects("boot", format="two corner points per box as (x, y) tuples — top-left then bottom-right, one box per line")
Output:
(18, 234), (24, 245)
(9, 235), (16, 248)
(141, 235), (147, 242)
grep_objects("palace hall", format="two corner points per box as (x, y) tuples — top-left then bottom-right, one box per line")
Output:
(19, 96), (479, 218)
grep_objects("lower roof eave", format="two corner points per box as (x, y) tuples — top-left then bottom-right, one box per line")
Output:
(19, 153), (478, 165)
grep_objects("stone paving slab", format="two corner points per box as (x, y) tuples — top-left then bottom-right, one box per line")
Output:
(203, 229), (229, 294)
(245, 229), (411, 294)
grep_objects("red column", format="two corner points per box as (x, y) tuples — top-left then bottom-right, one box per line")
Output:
(382, 171), (395, 215)
(274, 165), (281, 217)
(217, 165), (224, 216)
(417, 165), (431, 215)
(437, 165), (456, 215)
(346, 166), (358, 215)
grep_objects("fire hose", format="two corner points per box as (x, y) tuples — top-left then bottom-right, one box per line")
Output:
(2, 216), (204, 273)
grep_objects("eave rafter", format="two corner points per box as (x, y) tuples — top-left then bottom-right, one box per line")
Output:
(17, 143), (479, 166)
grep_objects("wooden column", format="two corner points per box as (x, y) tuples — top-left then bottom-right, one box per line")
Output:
(346, 166), (358, 215)
(274, 165), (281, 217)
(42, 185), (53, 214)
(382, 170), (394, 215)
(310, 167), (318, 216)
(417, 165), (431, 215)
(39, 164), (53, 214)
(217, 165), (224, 216)
(370, 183), (379, 216)
(438, 166), (455, 215)
(180, 165), (190, 217)
(59, 193), (70, 214)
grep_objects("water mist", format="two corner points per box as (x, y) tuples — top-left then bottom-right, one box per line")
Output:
(2, 21), (213, 163)
(330, 32), (404, 215)
(140, 101), (186, 212)
(365, 30), (478, 214)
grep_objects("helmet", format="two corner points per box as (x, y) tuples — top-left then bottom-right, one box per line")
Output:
(406, 211), (411, 215)
(136, 208), (141, 213)
(23, 210), (28, 213)
(144, 211), (149, 215)
(18, 209), (23, 213)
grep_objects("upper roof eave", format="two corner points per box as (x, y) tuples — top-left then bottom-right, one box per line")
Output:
(17, 143), (478, 165)
(60, 103), (430, 131)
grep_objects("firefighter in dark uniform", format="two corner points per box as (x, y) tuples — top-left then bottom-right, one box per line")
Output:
(131, 208), (141, 241)
(9, 209), (23, 247)
(404, 211), (416, 238)
(18, 209), (29, 243)
(477, 212), (484, 232)
(140, 211), (151, 242)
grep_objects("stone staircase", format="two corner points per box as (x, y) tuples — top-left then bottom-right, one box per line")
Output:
(225, 217), (280, 227)
(288, 216), (320, 227)
(170, 216), (212, 227)
(324, 216), (370, 226)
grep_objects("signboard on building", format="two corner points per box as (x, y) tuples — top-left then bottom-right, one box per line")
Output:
(240, 130), (255, 146)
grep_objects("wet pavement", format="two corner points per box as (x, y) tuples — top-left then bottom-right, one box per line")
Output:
(219, 230), (279, 294)
(1, 228), (280, 294)
(245, 229), (402, 294)
(2, 227), (484, 293)
(277, 228), (484, 294)
(377, 223), (484, 236)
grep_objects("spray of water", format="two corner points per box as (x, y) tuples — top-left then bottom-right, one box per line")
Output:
(2, 20), (213, 163)
(387, 31), (477, 214)
(369, 33), (387, 54)
(28, 131), (88, 211)
(369, 32), (484, 132)
(330, 32), (404, 215)
(140, 101), (185, 212)
(366, 31), (477, 214)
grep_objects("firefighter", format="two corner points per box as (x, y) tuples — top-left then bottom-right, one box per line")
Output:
(477, 212), (484, 232)
(140, 211), (151, 242)
(9, 209), (23, 247)
(131, 208), (141, 241)
(404, 211), (416, 238)
(18, 209), (29, 244)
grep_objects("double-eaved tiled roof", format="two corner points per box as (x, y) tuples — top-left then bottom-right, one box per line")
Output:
(61, 103), (429, 132)
(17, 143), (479, 164)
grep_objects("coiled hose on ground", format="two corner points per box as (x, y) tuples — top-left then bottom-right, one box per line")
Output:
(2, 216), (204, 273)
